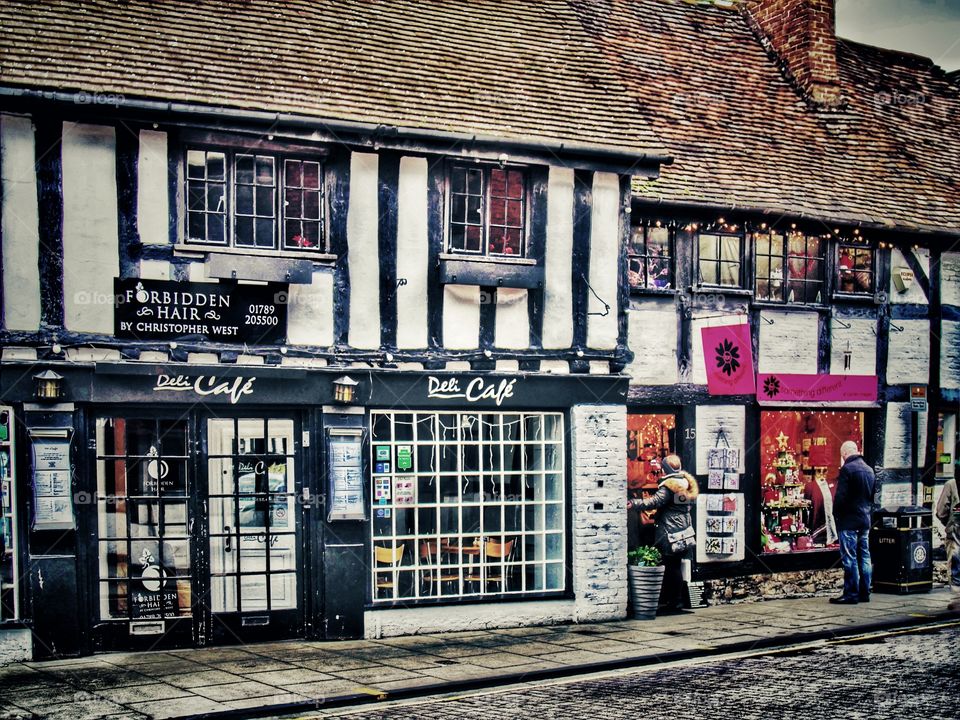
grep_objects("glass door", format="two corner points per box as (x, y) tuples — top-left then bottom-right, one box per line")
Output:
(205, 416), (302, 643)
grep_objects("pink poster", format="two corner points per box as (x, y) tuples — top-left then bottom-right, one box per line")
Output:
(757, 373), (878, 403)
(701, 324), (755, 395)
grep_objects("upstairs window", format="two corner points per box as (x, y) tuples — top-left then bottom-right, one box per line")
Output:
(837, 237), (875, 295)
(448, 165), (527, 258)
(755, 229), (824, 304)
(185, 149), (325, 253)
(628, 224), (673, 290)
(697, 232), (744, 288)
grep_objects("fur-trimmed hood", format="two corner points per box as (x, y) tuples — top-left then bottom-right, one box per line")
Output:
(659, 471), (699, 501)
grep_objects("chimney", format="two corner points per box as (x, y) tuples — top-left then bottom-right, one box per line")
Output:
(745, 0), (842, 106)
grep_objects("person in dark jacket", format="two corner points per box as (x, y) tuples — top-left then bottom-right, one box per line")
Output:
(830, 441), (876, 604)
(628, 454), (699, 613)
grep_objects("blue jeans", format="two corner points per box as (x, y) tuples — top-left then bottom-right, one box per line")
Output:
(839, 528), (872, 600)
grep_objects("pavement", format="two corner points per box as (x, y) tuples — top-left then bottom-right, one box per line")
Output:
(1, 589), (957, 720)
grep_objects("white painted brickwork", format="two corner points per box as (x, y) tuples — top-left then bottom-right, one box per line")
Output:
(889, 248), (930, 306)
(0, 114), (41, 331)
(62, 122), (120, 334)
(942, 320), (960, 390)
(365, 600), (576, 639)
(883, 402), (928, 468)
(626, 300), (678, 385)
(942, 252), (960, 308)
(886, 319), (930, 385)
(829, 317), (877, 375)
(757, 310), (818, 374)
(695, 405), (746, 474)
(570, 404), (628, 623)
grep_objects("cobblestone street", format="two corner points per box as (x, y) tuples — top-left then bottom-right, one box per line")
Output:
(306, 624), (960, 720)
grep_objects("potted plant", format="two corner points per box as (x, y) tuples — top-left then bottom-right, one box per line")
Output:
(627, 545), (664, 619)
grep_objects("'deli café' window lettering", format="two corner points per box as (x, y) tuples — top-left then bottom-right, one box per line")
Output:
(370, 411), (565, 602)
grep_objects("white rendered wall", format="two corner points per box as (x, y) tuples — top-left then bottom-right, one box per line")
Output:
(0, 114), (41, 330)
(137, 129), (168, 246)
(886, 319), (930, 385)
(395, 156), (429, 349)
(829, 317), (877, 375)
(62, 122), (119, 334)
(495, 288), (529, 349)
(757, 309), (818, 374)
(889, 247), (930, 306)
(286, 269), (335, 347)
(691, 314), (750, 385)
(626, 299), (678, 385)
(347, 152), (380, 349)
(586, 172), (620, 350)
(884, 402), (928, 468)
(442, 285), (481, 349)
(541, 166), (574, 349)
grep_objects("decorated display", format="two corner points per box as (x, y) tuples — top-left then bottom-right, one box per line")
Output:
(626, 414), (676, 549)
(759, 411), (863, 554)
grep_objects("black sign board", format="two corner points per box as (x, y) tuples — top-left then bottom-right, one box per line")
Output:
(114, 278), (287, 343)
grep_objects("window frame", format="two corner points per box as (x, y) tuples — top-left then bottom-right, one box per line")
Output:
(834, 238), (877, 297)
(182, 145), (329, 258)
(368, 410), (567, 606)
(695, 230), (746, 289)
(444, 162), (531, 260)
(753, 228), (827, 305)
(628, 223), (674, 292)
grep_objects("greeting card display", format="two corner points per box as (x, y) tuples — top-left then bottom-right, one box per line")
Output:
(696, 492), (745, 563)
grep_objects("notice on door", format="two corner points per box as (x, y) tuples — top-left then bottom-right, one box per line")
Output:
(30, 433), (75, 530)
(327, 429), (365, 521)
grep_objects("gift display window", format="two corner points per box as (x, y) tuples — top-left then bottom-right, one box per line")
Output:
(759, 411), (864, 554)
(626, 413), (676, 549)
(0, 407), (19, 621)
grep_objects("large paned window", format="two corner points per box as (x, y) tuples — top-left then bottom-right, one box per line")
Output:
(837, 238), (875, 295)
(95, 418), (192, 621)
(448, 165), (527, 257)
(186, 149), (325, 253)
(628, 225), (673, 290)
(755, 230), (825, 303)
(0, 407), (18, 621)
(697, 232), (744, 287)
(370, 411), (565, 602)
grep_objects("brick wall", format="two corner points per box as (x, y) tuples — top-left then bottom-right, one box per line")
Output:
(745, 0), (841, 106)
(570, 404), (629, 622)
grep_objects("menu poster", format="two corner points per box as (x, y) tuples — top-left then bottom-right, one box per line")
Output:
(327, 429), (366, 521)
(30, 435), (75, 530)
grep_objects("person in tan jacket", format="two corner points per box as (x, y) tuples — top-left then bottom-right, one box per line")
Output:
(935, 476), (960, 592)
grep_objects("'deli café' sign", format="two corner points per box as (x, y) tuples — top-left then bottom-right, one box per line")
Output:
(114, 278), (287, 343)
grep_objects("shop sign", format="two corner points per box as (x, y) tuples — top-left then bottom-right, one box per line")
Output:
(153, 374), (256, 404)
(396, 445), (413, 471)
(114, 278), (287, 343)
(426, 376), (516, 406)
(701, 324), (755, 396)
(910, 385), (927, 412)
(757, 373), (878, 403)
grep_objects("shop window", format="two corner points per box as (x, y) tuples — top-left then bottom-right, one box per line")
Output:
(755, 230), (825, 304)
(185, 148), (325, 253)
(448, 164), (527, 257)
(759, 411), (864, 554)
(697, 232), (743, 288)
(626, 413), (676, 550)
(370, 411), (564, 602)
(95, 417), (192, 621)
(837, 239), (875, 295)
(628, 225), (673, 290)
(0, 407), (19, 622)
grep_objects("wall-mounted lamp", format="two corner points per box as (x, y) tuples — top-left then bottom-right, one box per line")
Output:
(33, 369), (64, 401)
(333, 375), (359, 404)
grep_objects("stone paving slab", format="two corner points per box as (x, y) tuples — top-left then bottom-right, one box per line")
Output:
(1, 589), (957, 720)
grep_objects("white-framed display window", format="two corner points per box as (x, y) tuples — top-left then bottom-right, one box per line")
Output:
(0, 406), (19, 621)
(369, 411), (565, 602)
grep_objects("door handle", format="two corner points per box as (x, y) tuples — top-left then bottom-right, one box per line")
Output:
(224, 526), (232, 553)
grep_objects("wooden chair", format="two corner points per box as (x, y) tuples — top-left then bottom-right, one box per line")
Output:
(374, 543), (405, 597)
(418, 540), (460, 596)
(464, 539), (515, 592)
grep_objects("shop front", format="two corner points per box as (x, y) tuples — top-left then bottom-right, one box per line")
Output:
(0, 362), (626, 657)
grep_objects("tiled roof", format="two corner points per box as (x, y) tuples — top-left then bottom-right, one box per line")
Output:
(0, 0), (667, 161)
(574, 0), (960, 235)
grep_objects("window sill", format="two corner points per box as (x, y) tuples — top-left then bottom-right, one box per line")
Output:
(751, 300), (829, 313)
(629, 287), (678, 297)
(439, 252), (536, 267)
(175, 243), (337, 264)
(439, 256), (544, 289)
(691, 285), (753, 297)
(832, 292), (880, 305)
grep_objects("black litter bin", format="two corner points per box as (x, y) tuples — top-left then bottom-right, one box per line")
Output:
(870, 505), (933, 594)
